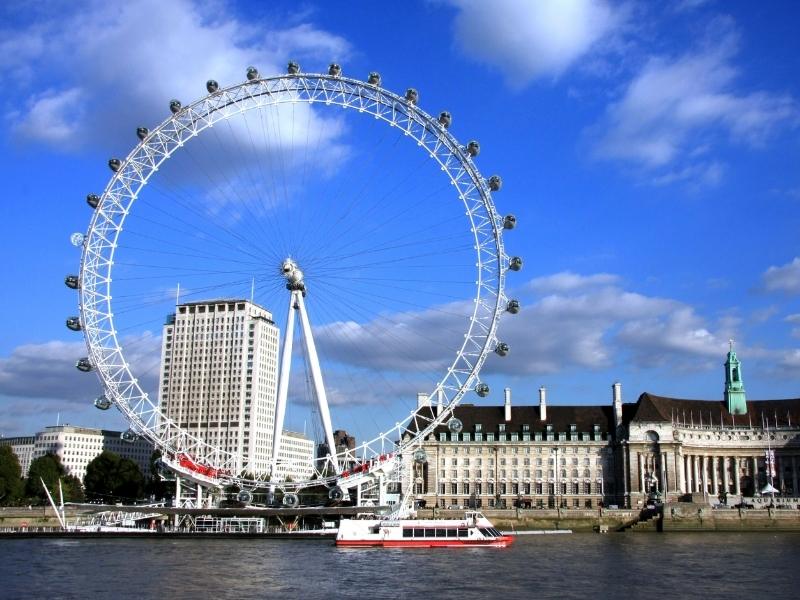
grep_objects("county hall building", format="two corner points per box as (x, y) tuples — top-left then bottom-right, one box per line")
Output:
(409, 346), (800, 509)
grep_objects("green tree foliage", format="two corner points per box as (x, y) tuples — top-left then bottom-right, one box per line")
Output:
(25, 454), (67, 503)
(0, 445), (24, 505)
(62, 474), (85, 503)
(84, 451), (145, 503)
(144, 450), (170, 501)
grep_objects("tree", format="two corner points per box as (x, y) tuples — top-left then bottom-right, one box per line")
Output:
(84, 451), (145, 503)
(62, 474), (85, 503)
(25, 453), (66, 503)
(144, 450), (170, 502)
(0, 445), (24, 506)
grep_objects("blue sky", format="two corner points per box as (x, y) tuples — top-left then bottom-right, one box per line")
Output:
(0, 0), (799, 442)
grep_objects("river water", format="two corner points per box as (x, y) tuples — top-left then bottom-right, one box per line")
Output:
(1, 533), (798, 599)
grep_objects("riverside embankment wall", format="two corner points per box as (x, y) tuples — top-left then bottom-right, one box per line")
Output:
(422, 506), (800, 532)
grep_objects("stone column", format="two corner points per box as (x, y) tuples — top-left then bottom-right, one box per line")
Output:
(792, 456), (798, 497)
(711, 456), (719, 495)
(722, 457), (729, 494)
(693, 455), (700, 493)
(777, 455), (784, 492)
(733, 456), (741, 495)
(752, 456), (759, 491)
(638, 452), (644, 493)
(661, 452), (668, 493)
(676, 450), (685, 493)
(702, 455), (708, 495)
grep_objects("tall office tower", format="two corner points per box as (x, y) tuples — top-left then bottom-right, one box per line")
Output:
(158, 300), (280, 476)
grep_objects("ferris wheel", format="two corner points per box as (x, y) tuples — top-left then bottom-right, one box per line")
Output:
(66, 63), (521, 499)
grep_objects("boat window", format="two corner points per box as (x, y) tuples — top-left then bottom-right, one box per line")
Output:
(457, 528), (468, 537)
(413, 528), (425, 538)
(403, 528), (413, 538)
(424, 528), (435, 537)
(435, 528), (447, 538)
(478, 527), (492, 537)
(446, 528), (457, 538)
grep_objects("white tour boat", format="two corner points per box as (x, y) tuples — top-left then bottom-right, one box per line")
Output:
(336, 511), (513, 548)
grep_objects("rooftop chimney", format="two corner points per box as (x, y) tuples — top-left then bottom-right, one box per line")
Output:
(417, 392), (430, 409)
(504, 387), (512, 422)
(539, 386), (547, 421)
(612, 382), (622, 428)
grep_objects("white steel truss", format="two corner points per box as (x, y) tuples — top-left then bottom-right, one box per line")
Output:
(76, 69), (513, 493)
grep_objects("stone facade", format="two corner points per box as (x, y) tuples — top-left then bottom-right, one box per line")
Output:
(409, 352), (800, 509)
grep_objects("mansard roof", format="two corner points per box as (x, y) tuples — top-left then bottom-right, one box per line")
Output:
(413, 403), (616, 436)
(633, 393), (800, 428)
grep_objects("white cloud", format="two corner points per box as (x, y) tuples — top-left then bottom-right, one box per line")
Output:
(446, 0), (625, 86)
(0, 332), (161, 403)
(763, 257), (800, 294)
(310, 271), (735, 378)
(527, 271), (620, 294)
(3, 0), (351, 154)
(785, 314), (800, 339)
(590, 22), (798, 183)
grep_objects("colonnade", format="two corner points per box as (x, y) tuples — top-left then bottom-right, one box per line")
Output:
(679, 453), (799, 496)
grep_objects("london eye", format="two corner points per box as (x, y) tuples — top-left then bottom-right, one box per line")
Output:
(66, 63), (520, 506)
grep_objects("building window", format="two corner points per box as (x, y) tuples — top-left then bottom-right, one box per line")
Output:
(475, 424), (482, 432)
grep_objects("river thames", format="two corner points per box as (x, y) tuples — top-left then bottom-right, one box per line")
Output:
(1, 533), (799, 599)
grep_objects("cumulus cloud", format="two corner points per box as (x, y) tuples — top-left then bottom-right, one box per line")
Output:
(527, 271), (620, 294)
(0, 332), (161, 403)
(310, 271), (735, 378)
(763, 257), (800, 294)
(446, 0), (625, 86)
(2, 0), (351, 155)
(785, 314), (800, 339)
(590, 20), (798, 183)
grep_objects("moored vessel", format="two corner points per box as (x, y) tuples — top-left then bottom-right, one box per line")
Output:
(336, 511), (513, 547)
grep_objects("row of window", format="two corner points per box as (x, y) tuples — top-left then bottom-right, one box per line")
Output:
(438, 482), (600, 495)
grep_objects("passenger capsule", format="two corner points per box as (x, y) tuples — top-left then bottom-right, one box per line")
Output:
(86, 194), (100, 209)
(66, 317), (81, 332)
(287, 61), (300, 75)
(447, 417), (463, 434)
(108, 158), (121, 172)
(405, 88), (419, 104)
(136, 127), (149, 141)
(94, 395), (112, 410)
(246, 66), (260, 81)
(466, 140), (480, 157)
(76, 357), (93, 372)
(509, 256), (523, 271)
(475, 383), (490, 397)
(506, 299), (521, 314)
(70, 232), (85, 247)
(488, 175), (502, 192)
(206, 79), (219, 93)
(237, 490), (252, 504)
(328, 63), (341, 77)
(503, 214), (517, 230)
(367, 71), (381, 86)
(169, 99), (182, 114)
(120, 429), (138, 443)
(413, 448), (428, 464)
(328, 486), (345, 501)
(438, 111), (452, 129)
(495, 342), (509, 357)
(282, 493), (300, 507)
(64, 275), (80, 289)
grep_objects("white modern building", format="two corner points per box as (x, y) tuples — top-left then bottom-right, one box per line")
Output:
(158, 299), (280, 476)
(0, 436), (34, 477)
(275, 430), (316, 481)
(1, 426), (153, 482)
